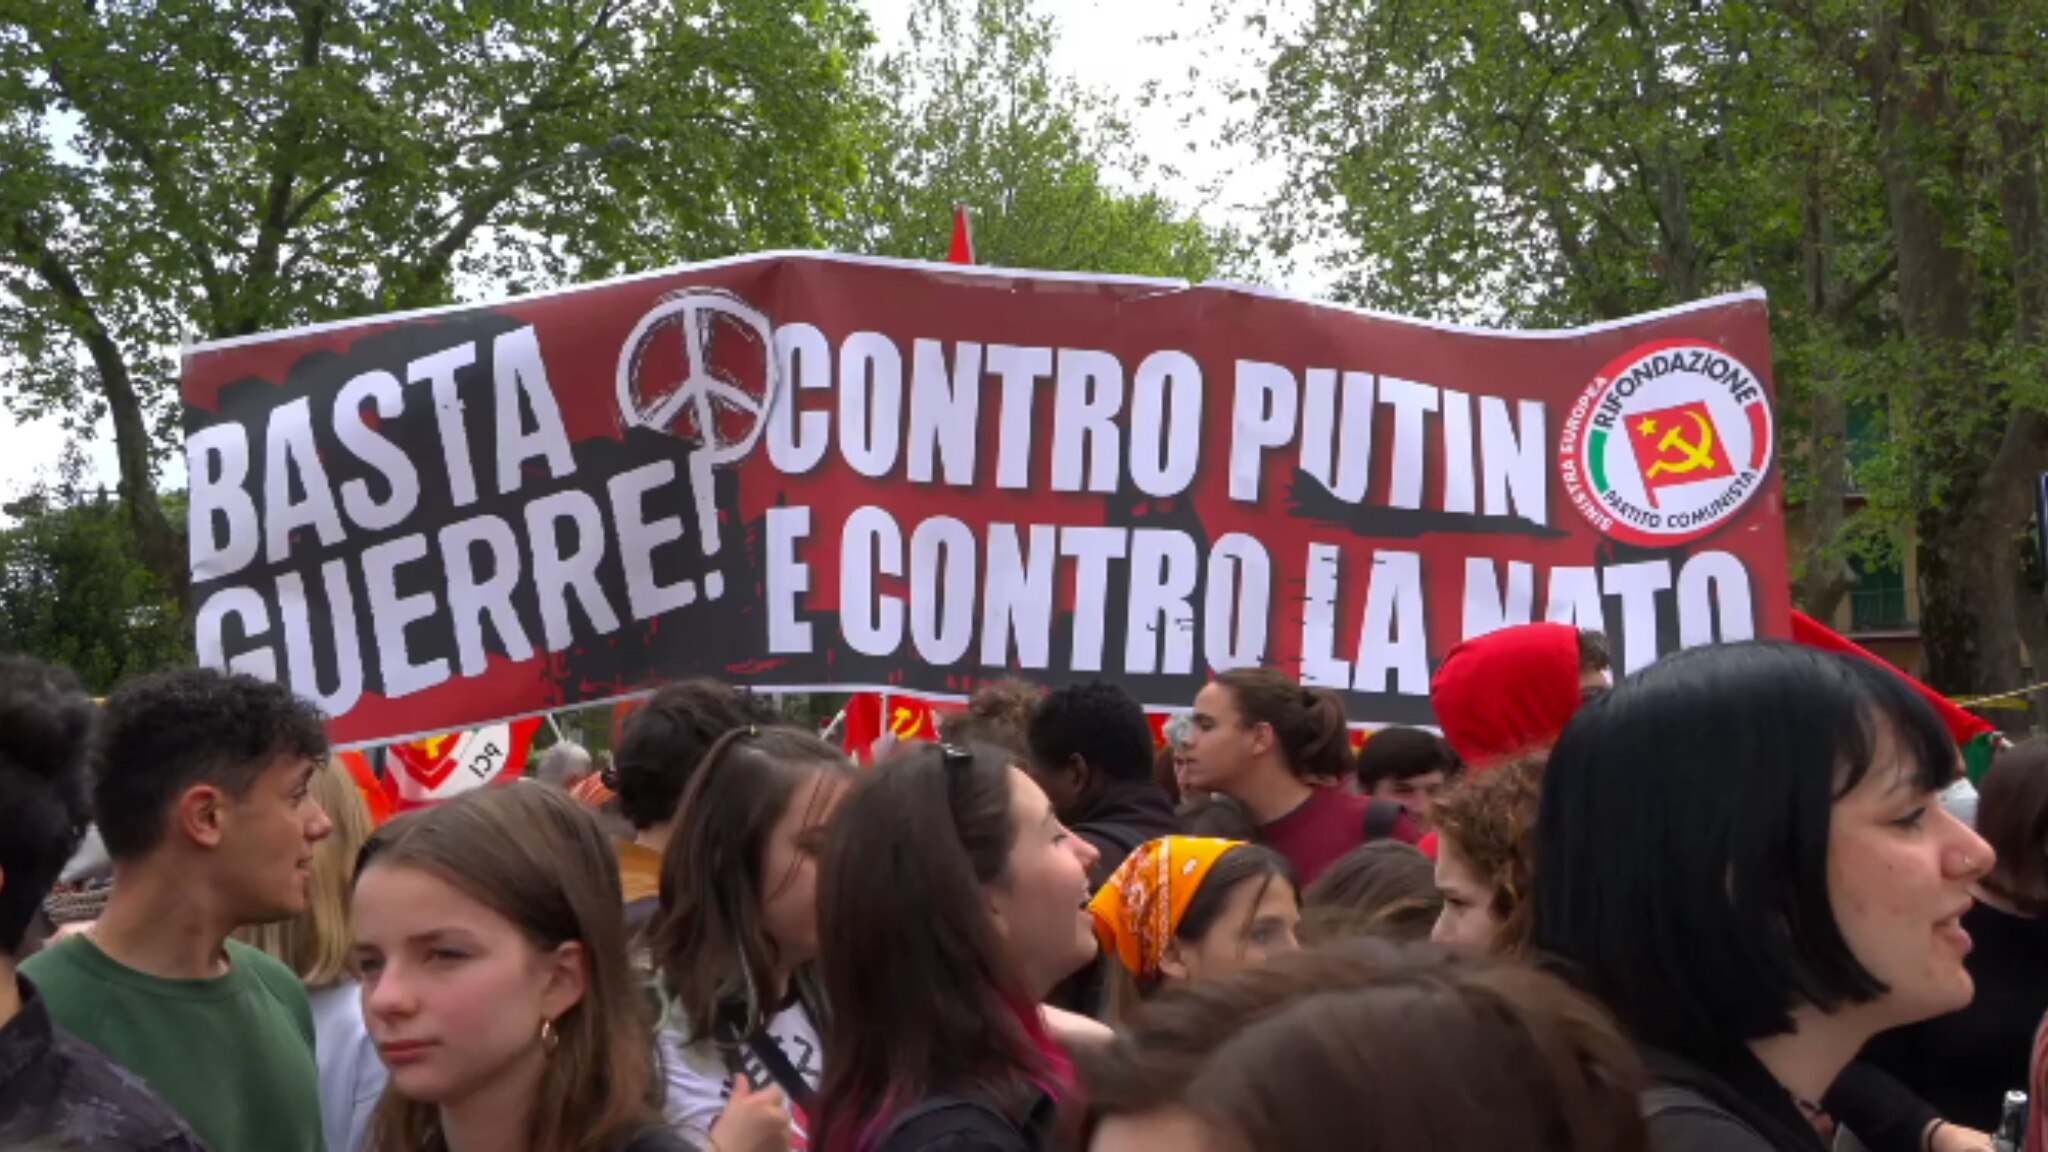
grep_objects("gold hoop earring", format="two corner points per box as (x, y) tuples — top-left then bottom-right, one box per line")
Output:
(539, 1017), (560, 1054)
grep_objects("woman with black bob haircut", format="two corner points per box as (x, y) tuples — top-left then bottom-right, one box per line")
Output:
(813, 742), (1098, 1152)
(1533, 642), (1993, 1152)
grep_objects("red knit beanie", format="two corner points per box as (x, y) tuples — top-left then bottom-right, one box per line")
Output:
(1430, 623), (1585, 771)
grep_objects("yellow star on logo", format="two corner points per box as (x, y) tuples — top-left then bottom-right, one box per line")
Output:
(1637, 416), (1658, 436)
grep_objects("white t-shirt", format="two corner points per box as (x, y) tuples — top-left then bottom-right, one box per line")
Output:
(309, 980), (387, 1152)
(659, 996), (822, 1150)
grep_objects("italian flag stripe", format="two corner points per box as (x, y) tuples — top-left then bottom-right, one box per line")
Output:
(1590, 429), (1610, 491)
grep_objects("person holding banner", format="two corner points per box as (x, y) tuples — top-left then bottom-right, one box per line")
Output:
(351, 785), (698, 1152)
(1182, 670), (1420, 885)
(23, 669), (332, 1152)
(813, 743), (1097, 1152)
(1087, 836), (1300, 1022)
(650, 727), (854, 1149)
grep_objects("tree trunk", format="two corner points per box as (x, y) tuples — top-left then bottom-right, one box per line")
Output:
(1793, 163), (1856, 623)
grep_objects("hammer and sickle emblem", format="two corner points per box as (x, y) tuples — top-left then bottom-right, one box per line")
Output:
(889, 706), (923, 739)
(1646, 412), (1718, 478)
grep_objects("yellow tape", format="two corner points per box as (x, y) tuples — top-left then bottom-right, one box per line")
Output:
(1953, 680), (2048, 709)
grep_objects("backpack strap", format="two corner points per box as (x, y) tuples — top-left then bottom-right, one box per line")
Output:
(1362, 799), (1409, 842)
(710, 1004), (819, 1117)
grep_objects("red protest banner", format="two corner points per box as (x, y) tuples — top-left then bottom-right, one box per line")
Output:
(180, 253), (1789, 747)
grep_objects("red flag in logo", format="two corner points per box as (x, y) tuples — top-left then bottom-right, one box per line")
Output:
(383, 718), (543, 810)
(1625, 401), (1734, 505)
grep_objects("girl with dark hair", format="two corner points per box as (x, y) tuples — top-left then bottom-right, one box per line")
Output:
(813, 742), (1098, 1152)
(1532, 642), (1994, 1152)
(1088, 837), (1299, 1021)
(1081, 940), (1649, 1152)
(651, 727), (855, 1149)
(1863, 736), (2048, 1131)
(1181, 670), (1420, 884)
(350, 785), (692, 1152)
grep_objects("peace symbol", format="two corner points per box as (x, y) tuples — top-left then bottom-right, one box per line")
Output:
(615, 288), (783, 466)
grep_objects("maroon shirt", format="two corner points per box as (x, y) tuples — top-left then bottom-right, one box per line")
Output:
(1258, 786), (1422, 885)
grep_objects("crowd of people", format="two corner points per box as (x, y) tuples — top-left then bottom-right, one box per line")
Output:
(1, 620), (2045, 1152)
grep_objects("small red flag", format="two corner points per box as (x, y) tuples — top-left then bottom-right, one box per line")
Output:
(947, 204), (975, 265)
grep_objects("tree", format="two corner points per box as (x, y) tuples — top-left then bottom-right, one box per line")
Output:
(1249, 0), (2048, 702)
(0, 0), (873, 603)
(836, 0), (1236, 280)
(0, 443), (190, 691)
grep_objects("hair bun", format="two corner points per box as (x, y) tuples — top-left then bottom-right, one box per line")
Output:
(0, 658), (93, 786)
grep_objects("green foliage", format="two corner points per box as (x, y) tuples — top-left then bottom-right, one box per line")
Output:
(837, 0), (1236, 280)
(0, 0), (876, 594)
(0, 445), (190, 691)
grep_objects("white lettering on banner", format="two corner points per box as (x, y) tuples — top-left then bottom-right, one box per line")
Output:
(363, 534), (451, 699)
(1678, 551), (1756, 648)
(525, 491), (622, 650)
(609, 462), (697, 619)
(1545, 566), (1605, 632)
(910, 516), (977, 665)
(188, 424), (260, 582)
(908, 339), (981, 486)
(1604, 561), (1672, 674)
(1440, 389), (1477, 515)
(1481, 398), (1547, 522)
(842, 506), (903, 657)
(1129, 351), (1202, 498)
(1226, 362), (1550, 525)
(278, 561), (364, 715)
(439, 514), (534, 676)
(1125, 530), (1199, 676)
(406, 342), (481, 507)
(1061, 527), (1129, 673)
(765, 507), (815, 655)
(989, 344), (1051, 490)
(1300, 370), (1374, 503)
(1053, 349), (1124, 494)
(1355, 551), (1428, 694)
(1205, 534), (1271, 670)
(1463, 558), (1536, 641)
(195, 586), (274, 679)
(333, 371), (421, 532)
(1377, 377), (1439, 511)
(1230, 361), (1297, 503)
(982, 524), (1057, 670)
(768, 323), (832, 475)
(1300, 543), (1349, 689)
(264, 396), (347, 563)
(491, 326), (576, 496)
(840, 332), (903, 479)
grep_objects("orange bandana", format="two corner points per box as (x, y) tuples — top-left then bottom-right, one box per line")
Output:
(1089, 836), (1247, 980)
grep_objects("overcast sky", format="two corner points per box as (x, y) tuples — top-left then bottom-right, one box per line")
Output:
(0, 0), (1297, 509)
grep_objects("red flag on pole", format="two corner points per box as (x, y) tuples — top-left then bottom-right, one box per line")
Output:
(947, 204), (975, 265)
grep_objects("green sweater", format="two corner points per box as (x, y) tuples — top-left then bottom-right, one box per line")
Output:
(21, 934), (327, 1152)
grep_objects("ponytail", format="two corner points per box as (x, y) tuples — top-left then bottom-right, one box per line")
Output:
(1215, 670), (1353, 781)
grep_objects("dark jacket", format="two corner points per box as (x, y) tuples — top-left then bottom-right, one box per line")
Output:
(1861, 900), (2048, 1130)
(876, 1092), (1057, 1152)
(0, 976), (207, 1152)
(1638, 1046), (1825, 1152)
(1071, 779), (1178, 887)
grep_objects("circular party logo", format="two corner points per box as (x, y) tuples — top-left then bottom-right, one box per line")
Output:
(1558, 339), (1774, 548)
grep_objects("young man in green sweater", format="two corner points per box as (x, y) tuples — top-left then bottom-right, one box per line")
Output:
(23, 668), (335, 1152)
